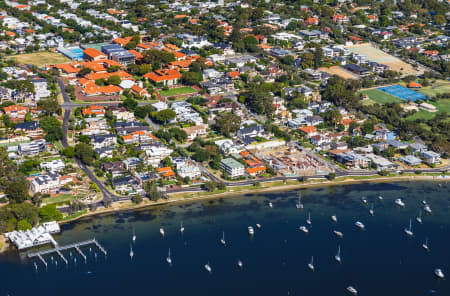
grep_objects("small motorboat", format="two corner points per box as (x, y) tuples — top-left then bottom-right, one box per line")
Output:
(204, 262), (212, 273)
(255, 223), (262, 229)
(424, 204), (432, 214)
(347, 286), (358, 295)
(395, 198), (405, 207)
(248, 226), (254, 235)
(331, 215), (338, 223)
(355, 221), (365, 230)
(378, 195), (383, 201)
(237, 260), (243, 268)
(299, 226), (309, 233)
(268, 202), (273, 208)
(333, 230), (344, 238)
(160, 227), (165, 237)
(434, 269), (445, 279)
(361, 196), (368, 204)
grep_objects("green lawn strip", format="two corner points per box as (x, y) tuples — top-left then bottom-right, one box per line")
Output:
(360, 89), (403, 104)
(418, 82), (450, 97)
(42, 194), (74, 205)
(158, 87), (197, 97)
(62, 209), (87, 221)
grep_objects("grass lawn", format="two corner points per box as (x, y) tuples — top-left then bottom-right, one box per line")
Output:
(406, 99), (450, 121)
(360, 89), (404, 104)
(8, 52), (70, 68)
(158, 86), (197, 97)
(43, 194), (74, 205)
(418, 81), (450, 97)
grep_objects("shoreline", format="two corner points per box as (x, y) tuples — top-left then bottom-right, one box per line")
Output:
(59, 175), (445, 225)
(1, 175), (445, 252)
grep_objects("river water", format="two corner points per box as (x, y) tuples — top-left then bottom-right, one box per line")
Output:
(1, 181), (449, 296)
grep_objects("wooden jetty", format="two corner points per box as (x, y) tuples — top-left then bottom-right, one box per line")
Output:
(28, 238), (106, 266)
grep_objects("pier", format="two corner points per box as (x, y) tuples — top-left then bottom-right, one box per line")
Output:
(28, 238), (106, 266)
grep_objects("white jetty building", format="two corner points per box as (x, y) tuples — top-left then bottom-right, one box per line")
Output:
(5, 221), (60, 250)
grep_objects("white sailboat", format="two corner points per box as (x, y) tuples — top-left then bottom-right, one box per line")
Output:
(308, 256), (315, 271)
(416, 211), (423, 224)
(237, 260), (243, 268)
(347, 286), (358, 295)
(204, 262), (212, 273)
(395, 198), (405, 207)
(306, 212), (312, 225)
(378, 194), (383, 201)
(355, 221), (365, 230)
(248, 226), (254, 235)
(160, 226), (165, 237)
(299, 226), (309, 233)
(166, 248), (172, 265)
(335, 245), (341, 263)
(255, 223), (262, 229)
(434, 269), (445, 279)
(361, 196), (368, 204)
(268, 202), (273, 208)
(424, 204), (432, 214)
(180, 222), (185, 233)
(369, 204), (374, 216)
(296, 195), (304, 209)
(333, 230), (344, 238)
(404, 219), (414, 236)
(132, 227), (136, 243)
(220, 231), (226, 246)
(422, 238), (429, 251)
(331, 215), (338, 223)
(130, 245), (134, 259)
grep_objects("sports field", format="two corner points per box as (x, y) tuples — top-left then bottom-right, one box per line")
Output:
(360, 89), (403, 104)
(8, 51), (71, 67)
(378, 85), (426, 102)
(346, 43), (419, 75)
(418, 81), (450, 97)
(158, 86), (197, 97)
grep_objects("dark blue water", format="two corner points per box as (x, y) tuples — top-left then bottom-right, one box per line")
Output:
(1, 181), (450, 296)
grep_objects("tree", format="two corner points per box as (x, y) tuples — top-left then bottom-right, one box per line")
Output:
(328, 172), (336, 180)
(107, 75), (121, 85)
(74, 143), (94, 165)
(153, 109), (176, 123)
(5, 175), (31, 203)
(143, 180), (160, 201)
(215, 113), (241, 136)
(132, 194), (143, 204)
(313, 46), (323, 69)
(203, 181), (216, 192)
(62, 146), (75, 157)
(122, 97), (138, 111)
(39, 204), (63, 222)
(182, 71), (201, 85)
(39, 116), (63, 142)
(192, 149), (209, 162)
(17, 219), (32, 231)
(37, 97), (61, 115)
(78, 67), (92, 76)
(433, 15), (446, 26)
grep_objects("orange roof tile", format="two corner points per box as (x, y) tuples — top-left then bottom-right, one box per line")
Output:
(174, 14), (188, 19)
(299, 126), (317, 134)
(83, 48), (107, 59)
(407, 82), (422, 88)
(227, 71), (240, 78)
(246, 166), (266, 174)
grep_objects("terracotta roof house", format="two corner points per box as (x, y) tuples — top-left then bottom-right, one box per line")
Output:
(143, 69), (181, 86)
(83, 48), (107, 61)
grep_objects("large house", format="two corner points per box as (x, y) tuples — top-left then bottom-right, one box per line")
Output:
(143, 69), (181, 86)
(3, 105), (29, 120)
